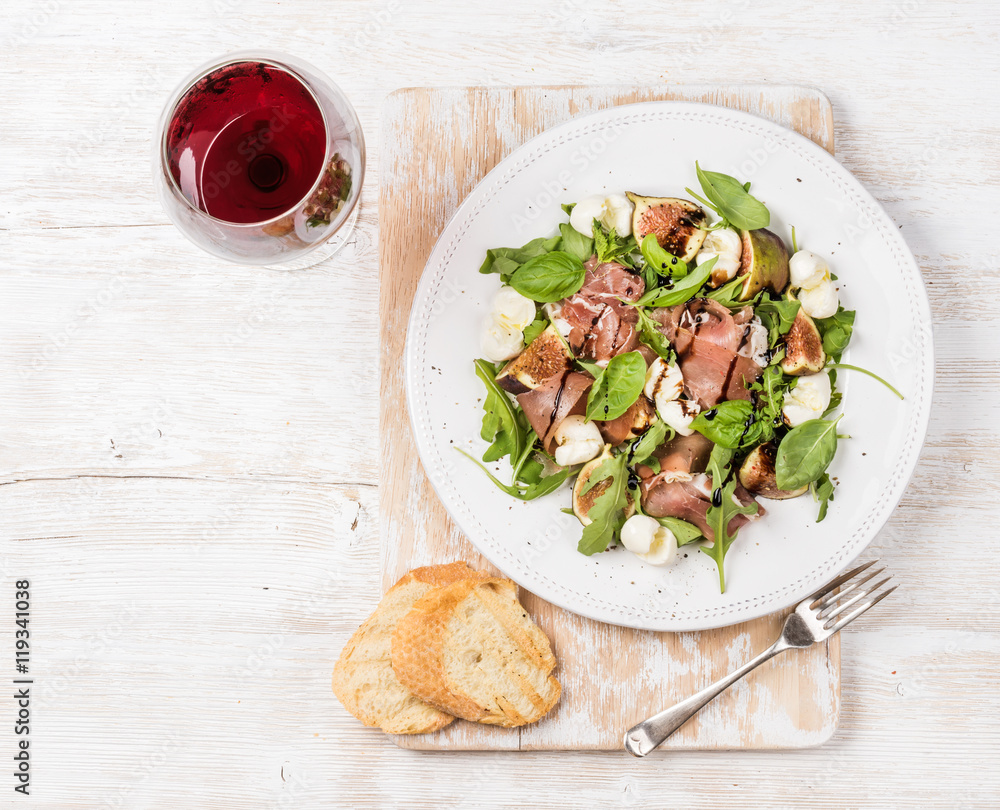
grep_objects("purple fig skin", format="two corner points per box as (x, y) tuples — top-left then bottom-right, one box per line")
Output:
(738, 228), (790, 300)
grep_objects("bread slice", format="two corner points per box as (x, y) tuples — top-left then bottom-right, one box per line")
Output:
(332, 562), (479, 734)
(391, 577), (561, 727)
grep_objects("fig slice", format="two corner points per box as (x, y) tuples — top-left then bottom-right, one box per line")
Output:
(780, 291), (827, 376)
(495, 325), (573, 394)
(572, 446), (634, 525)
(739, 442), (807, 500)
(737, 228), (790, 301)
(626, 193), (708, 262)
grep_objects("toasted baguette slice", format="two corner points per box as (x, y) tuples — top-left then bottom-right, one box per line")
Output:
(495, 326), (573, 394)
(391, 577), (561, 727)
(332, 562), (480, 734)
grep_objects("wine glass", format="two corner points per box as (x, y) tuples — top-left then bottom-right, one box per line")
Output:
(153, 51), (365, 268)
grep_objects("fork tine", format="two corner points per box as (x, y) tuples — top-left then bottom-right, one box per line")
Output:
(820, 576), (893, 622)
(809, 559), (877, 606)
(826, 585), (898, 633)
(814, 567), (886, 612)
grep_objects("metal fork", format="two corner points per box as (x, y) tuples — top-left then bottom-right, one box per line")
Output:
(624, 560), (897, 757)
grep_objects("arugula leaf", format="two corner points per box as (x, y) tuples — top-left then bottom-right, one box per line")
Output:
(456, 447), (576, 501)
(755, 298), (801, 343)
(826, 363), (904, 400)
(774, 416), (842, 491)
(586, 351), (646, 421)
(479, 234), (561, 277)
(815, 307), (855, 362)
(655, 515), (703, 546)
(510, 251), (586, 303)
(522, 317), (547, 345)
(691, 162), (770, 230)
(561, 202), (575, 217)
(690, 399), (772, 449)
(704, 274), (747, 309)
(750, 364), (794, 428)
(632, 256), (717, 308)
(634, 307), (675, 362)
(577, 453), (629, 555)
(559, 222), (595, 263)
(700, 444), (758, 592)
(474, 359), (525, 463)
(811, 472), (835, 522)
(593, 220), (637, 266)
(639, 234), (688, 279)
(629, 419), (670, 468)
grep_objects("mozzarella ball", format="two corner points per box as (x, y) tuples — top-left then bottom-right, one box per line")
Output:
(620, 514), (679, 566)
(696, 228), (743, 282)
(782, 371), (832, 427)
(789, 250), (830, 289)
(644, 357), (685, 409)
(658, 398), (700, 436)
(493, 285), (536, 331)
(569, 193), (634, 237)
(481, 314), (523, 362)
(553, 415), (604, 466)
(798, 278), (840, 319)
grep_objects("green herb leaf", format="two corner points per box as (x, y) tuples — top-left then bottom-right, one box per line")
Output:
(655, 515), (703, 546)
(633, 256), (717, 308)
(559, 222), (595, 263)
(700, 444), (758, 593)
(474, 359), (525, 463)
(634, 307), (675, 362)
(690, 399), (771, 449)
(755, 299), (801, 337)
(704, 274), (747, 309)
(826, 363), (903, 400)
(509, 251), (586, 303)
(577, 454), (629, 555)
(815, 307), (855, 362)
(479, 235), (562, 277)
(774, 416), (842, 491)
(629, 419), (670, 468)
(522, 317), (547, 345)
(585, 351), (646, 422)
(561, 202), (576, 217)
(811, 472), (835, 522)
(694, 162), (770, 230)
(456, 447), (575, 501)
(592, 220), (638, 266)
(639, 233), (688, 279)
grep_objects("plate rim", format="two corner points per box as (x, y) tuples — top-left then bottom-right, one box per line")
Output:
(404, 99), (933, 631)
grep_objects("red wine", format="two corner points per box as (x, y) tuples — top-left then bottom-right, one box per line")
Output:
(165, 61), (327, 224)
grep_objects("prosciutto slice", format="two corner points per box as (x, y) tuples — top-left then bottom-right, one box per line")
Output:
(516, 371), (593, 454)
(558, 257), (645, 364)
(636, 432), (715, 483)
(639, 473), (762, 543)
(597, 397), (655, 447)
(654, 298), (762, 407)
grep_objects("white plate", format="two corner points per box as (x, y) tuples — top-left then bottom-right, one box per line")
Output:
(404, 101), (932, 631)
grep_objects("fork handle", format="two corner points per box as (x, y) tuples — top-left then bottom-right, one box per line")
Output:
(624, 638), (790, 756)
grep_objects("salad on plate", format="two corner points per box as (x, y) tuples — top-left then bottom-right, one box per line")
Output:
(460, 164), (900, 592)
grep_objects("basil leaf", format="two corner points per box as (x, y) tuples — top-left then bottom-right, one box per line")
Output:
(586, 351), (646, 422)
(815, 308), (855, 362)
(640, 233), (688, 279)
(694, 162), (770, 230)
(690, 399), (770, 449)
(633, 256), (717, 308)
(510, 251), (586, 303)
(577, 454), (629, 555)
(774, 416), (842, 491)
(655, 515), (703, 546)
(474, 359), (525, 463)
(559, 222), (594, 263)
(479, 235), (561, 276)
(561, 202), (575, 217)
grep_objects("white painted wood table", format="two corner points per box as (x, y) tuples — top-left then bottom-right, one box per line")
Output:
(1, 1), (997, 807)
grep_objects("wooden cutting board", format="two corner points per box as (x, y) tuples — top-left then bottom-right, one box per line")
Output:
(379, 85), (839, 751)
